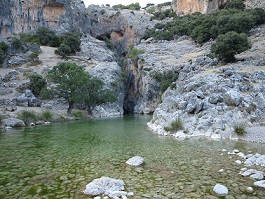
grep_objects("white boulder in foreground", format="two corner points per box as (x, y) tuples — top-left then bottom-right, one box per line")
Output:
(254, 180), (265, 188)
(213, 184), (228, 196)
(83, 177), (124, 196)
(126, 156), (144, 166)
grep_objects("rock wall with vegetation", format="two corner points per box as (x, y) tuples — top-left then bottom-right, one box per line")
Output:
(0, 0), (90, 39)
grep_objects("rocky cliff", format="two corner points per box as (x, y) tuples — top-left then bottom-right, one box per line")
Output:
(147, 24), (265, 139)
(87, 5), (156, 56)
(171, 0), (265, 15)
(171, 0), (230, 15)
(0, 0), (90, 39)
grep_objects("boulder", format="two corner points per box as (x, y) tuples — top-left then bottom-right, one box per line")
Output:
(223, 90), (242, 106)
(126, 156), (144, 166)
(213, 184), (228, 196)
(2, 118), (25, 127)
(83, 177), (124, 196)
(250, 173), (264, 180)
(16, 89), (42, 107)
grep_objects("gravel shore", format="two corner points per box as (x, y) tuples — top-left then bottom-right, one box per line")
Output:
(242, 126), (265, 143)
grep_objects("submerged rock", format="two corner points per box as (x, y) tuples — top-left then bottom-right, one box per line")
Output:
(213, 184), (228, 196)
(254, 180), (265, 188)
(83, 177), (124, 196)
(126, 156), (144, 166)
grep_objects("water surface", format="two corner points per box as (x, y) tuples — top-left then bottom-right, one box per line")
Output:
(0, 115), (264, 198)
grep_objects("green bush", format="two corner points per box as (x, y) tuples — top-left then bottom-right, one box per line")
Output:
(55, 43), (71, 58)
(211, 31), (251, 63)
(29, 74), (47, 96)
(36, 27), (58, 46)
(0, 41), (8, 52)
(152, 71), (178, 93)
(59, 32), (81, 53)
(224, 0), (245, 10)
(40, 110), (53, 122)
(151, 9), (176, 20)
(233, 123), (247, 136)
(18, 110), (38, 126)
(113, 2), (141, 10)
(164, 117), (184, 133)
(19, 33), (40, 44)
(147, 7), (155, 14)
(11, 38), (22, 50)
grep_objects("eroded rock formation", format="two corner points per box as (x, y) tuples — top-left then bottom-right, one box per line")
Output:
(87, 5), (156, 56)
(171, 0), (230, 15)
(0, 0), (91, 39)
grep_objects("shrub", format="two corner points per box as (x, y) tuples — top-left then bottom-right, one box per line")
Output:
(152, 71), (178, 93)
(151, 9), (176, 20)
(29, 74), (47, 96)
(211, 31), (251, 63)
(55, 43), (71, 58)
(18, 110), (38, 126)
(29, 51), (40, 61)
(11, 38), (22, 50)
(36, 27), (57, 46)
(224, 0), (245, 10)
(113, 2), (141, 10)
(0, 49), (5, 64)
(19, 33), (40, 44)
(147, 7), (155, 14)
(129, 47), (145, 64)
(59, 32), (81, 53)
(233, 123), (247, 136)
(0, 41), (8, 52)
(72, 110), (87, 119)
(164, 117), (184, 132)
(40, 110), (53, 122)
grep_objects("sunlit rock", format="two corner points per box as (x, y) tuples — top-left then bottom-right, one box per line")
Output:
(126, 156), (144, 166)
(254, 180), (265, 188)
(83, 177), (124, 196)
(213, 184), (228, 196)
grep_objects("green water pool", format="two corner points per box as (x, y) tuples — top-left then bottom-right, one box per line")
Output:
(0, 115), (264, 198)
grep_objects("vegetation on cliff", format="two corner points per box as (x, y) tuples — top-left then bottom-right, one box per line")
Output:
(112, 2), (141, 10)
(143, 0), (265, 62)
(211, 31), (251, 62)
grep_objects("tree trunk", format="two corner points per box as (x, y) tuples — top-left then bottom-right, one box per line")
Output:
(67, 101), (74, 116)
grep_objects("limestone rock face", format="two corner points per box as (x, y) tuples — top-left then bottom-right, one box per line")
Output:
(0, 0), (91, 39)
(87, 5), (156, 56)
(171, 0), (230, 15)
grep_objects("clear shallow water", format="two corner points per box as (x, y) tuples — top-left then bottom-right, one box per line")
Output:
(0, 115), (265, 199)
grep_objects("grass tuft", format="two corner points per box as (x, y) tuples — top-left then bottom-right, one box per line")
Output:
(233, 123), (247, 136)
(164, 117), (184, 133)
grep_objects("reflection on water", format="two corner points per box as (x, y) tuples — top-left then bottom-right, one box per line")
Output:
(0, 115), (264, 198)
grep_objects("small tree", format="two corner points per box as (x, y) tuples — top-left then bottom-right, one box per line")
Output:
(84, 78), (116, 113)
(47, 62), (116, 115)
(29, 74), (47, 96)
(211, 31), (251, 63)
(48, 62), (89, 115)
